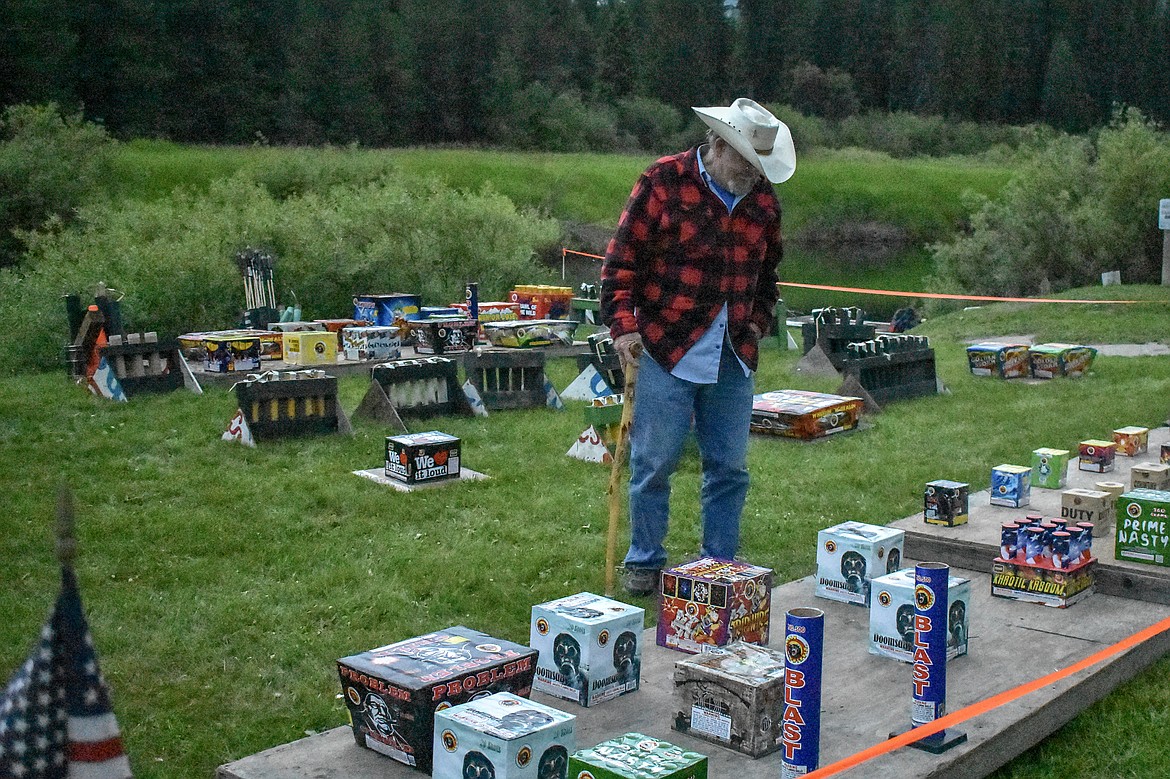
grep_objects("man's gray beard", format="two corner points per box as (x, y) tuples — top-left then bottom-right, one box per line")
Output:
(725, 172), (761, 196)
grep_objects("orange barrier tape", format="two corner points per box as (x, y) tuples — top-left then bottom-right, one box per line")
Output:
(801, 613), (1170, 779)
(564, 248), (605, 261)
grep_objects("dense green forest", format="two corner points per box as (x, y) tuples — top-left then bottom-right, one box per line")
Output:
(3, 0), (1168, 147)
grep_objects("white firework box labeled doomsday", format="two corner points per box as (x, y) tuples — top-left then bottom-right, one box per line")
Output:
(529, 592), (644, 707)
(868, 568), (971, 663)
(432, 692), (576, 779)
(815, 521), (905, 606)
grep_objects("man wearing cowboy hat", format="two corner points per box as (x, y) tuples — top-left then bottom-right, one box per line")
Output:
(600, 97), (796, 596)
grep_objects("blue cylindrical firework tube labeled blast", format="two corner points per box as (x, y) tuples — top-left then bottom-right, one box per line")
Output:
(781, 607), (824, 779)
(911, 562), (950, 727)
(465, 282), (479, 322)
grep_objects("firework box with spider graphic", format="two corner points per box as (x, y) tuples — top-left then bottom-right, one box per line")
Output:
(815, 521), (905, 606)
(569, 733), (708, 779)
(657, 558), (772, 654)
(432, 692), (576, 779)
(336, 626), (538, 773)
(385, 431), (461, 485)
(671, 641), (788, 757)
(530, 592), (644, 707)
(868, 568), (970, 663)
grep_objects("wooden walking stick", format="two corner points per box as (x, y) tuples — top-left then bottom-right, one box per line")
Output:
(605, 347), (640, 596)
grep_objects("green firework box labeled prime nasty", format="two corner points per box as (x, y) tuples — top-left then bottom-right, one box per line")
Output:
(1116, 489), (1170, 567)
(570, 733), (708, 779)
(337, 626), (538, 773)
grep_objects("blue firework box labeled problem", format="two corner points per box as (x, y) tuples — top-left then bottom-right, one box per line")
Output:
(991, 464), (1032, 507)
(432, 692), (575, 779)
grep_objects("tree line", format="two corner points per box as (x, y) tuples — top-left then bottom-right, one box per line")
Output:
(2, 0), (1169, 148)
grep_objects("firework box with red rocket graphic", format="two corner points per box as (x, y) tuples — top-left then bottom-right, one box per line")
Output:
(657, 558), (772, 655)
(336, 626), (538, 773)
(385, 431), (461, 485)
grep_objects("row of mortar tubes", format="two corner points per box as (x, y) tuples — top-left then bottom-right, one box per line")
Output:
(812, 306), (866, 325)
(846, 333), (930, 358)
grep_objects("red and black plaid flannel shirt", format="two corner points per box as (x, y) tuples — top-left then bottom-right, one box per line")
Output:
(600, 146), (783, 372)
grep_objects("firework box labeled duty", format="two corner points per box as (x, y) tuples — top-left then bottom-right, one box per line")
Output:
(990, 556), (1096, 608)
(815, 521), (905, 606)
(965, 342), (1031, 378)
(1032, 448), (1070, 489)
(868, 568), (970, 662)
(569, 733), (708, 779)
(530, 592), (644, 707)
(337, 626), (538, 773)
(1115, 488), (1170, 567)
(282, 330), (337, 366)
(1079, 439), (1117, 473)
(204, 335), (261, 372)
(924, 480), (969, 526)
(1028, 343), (1097, 378)
(672, 641), (788, 757)
(657, 558), (772, 654)
(1132, 463), (1170, 491)
(385, 431), (461, 484)
(432, 692), (575, 779)
(990, 464), (1032, 507)
(1061, 488), (1115, 535)
(749, 389), (863, 440)
(1113, 426), (1150, 456)
(342, 325), (401, 361)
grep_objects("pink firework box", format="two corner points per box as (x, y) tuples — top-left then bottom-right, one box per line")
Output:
(657, 558), (772, 654)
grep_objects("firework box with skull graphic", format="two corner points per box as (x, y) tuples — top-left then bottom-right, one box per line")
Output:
(924, 480), (969, 526)
(671, 641), (788, 757)
(336, 626), (538, 773)
(657, 558), (772, 655)
(868, 568), (970, 663)
(1115, 488), (1170, 567)
(411, 319), (479, 355)
(990, 464), (1032, 507)
(965, 342), (1031, 378)
(749, 390), (863, 440)
(342, 325), (401, 361)
(385, 431), (461, 484)
(432, 692), (575, 779)
(815, 521), (905, 606)
(1031, 448), (1070, 490)
(529, 592), (644, 707)
(568, 733), (708, 779)
(282, 330), (338, 366)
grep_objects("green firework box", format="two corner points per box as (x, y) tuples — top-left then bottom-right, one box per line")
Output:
(1115, 488), (1170, 567)
(1031, 448), (1070, 489)
(569, 733), (707, 779)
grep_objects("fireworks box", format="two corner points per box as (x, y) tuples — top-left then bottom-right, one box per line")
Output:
(990, 464), (1032, 507)
(1031, 448), (1070, 489)
(353, 293), (422, 326)
(530, 592), (644, 707)
(411, 319), (478, 355)
(282, 331), (337, 366)
(868, 568), (970, 662)
(179, 329), (282, 361)
(1132, 463), (1170, 491)
(1113, 426), (1150, 457)
(1061, 488), (1114, 527)
(965, 342), (1031, 378)
(385, 431), (461, 484)
(482, 319), (579, 348)
(510, 285), (574, 320)
(990, 555), (1096, 608)
(924, 480), (969, 526)
(432, 692), (575, 779)
(337, 626), (538, 772)
(657, 558), (772, 654)
(672, 641), (788, 757)
(749, 390), (863, 440)
(342, 325), (401, 362)
(569, 733), (708, 779)
(1028, 343), (1097, 379)
(204, 335), (261, 372)
(815, 521), (905, 606)
(1162, 444), (1170, 465)
(1116, 488), (1170, 567)
(1079, 439), (1117, 472)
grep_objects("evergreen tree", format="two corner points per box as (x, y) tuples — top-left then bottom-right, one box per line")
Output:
(1042, 36), (1096, 131)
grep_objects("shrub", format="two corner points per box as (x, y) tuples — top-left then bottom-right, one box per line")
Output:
(612, 96), (687, 154)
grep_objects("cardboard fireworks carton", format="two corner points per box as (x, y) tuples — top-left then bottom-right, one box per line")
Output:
(1162, 444), (1170, 465)
(1028, 343), (1096, 379)
(530, 592), (644, 707)
(385, 431), (461, 485)
(1061, 488), (1114, 529)
(411, 319), (478, 355)
(204, 335), (261, 372)
(749, 390), (863, 440)
(965, 342), (1031, 378)
(432, 692), (575, 779)
(868, 568), (970, 662)
(1079, 439), (1117, 473)
(482, 320), (579, 348)
(1113, 426), (1150, 457)
(1132, 463), (1170, 491)
(990, 555), (1096, 608)
(1031, 448), (1070, 489)
(1115, 488), (1170, 567)
(353, 293), (422, 326)
(342, 325), (401, 362)
(337, 626), (538, 772)
(657, 558), (772, 654)
(924, 480), (969, 526)
(282, 331), (337, 366)
(990, 464), (1032, 507)
(569, 733), (708, 779)
(815, 521), (905, 606)
(672, 642), (788, 757)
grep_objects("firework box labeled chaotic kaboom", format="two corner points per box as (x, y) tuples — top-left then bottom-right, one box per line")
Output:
(671, 641), (789, 757)
(569, 733), (708, 779)
(924, 479), (969, 526)
(991, 519), (1097, 608)
(385, 431), (461, 485)
(432, 692), (575, 779)
(657, 558), (772, 654)
(749, 389), (863, 440)
(990, 464), (1032, 507)
(868, 568), (971, 663)
(1115, 488), (1170, 567)
(336, 626), (538, 773)
(815, 521), (905, 606)
(965, 342), (1031, 378)
(529, 592), (644, 707)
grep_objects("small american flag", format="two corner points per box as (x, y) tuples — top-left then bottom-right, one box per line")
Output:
(0, 566), (132, 778)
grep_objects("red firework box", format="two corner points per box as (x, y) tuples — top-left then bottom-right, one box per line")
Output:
(965, 342), (1031, 378)
(657, 558), (772, 654)
(385, 431), (461, 485)
(990, 555), (1096, 608)
(815, 521), (905, 606)
(1079, 439), (1117, 473)
(749, 390), (863, 440)
(337, 626), (538, 773)
(1112, 426), (1150, 457)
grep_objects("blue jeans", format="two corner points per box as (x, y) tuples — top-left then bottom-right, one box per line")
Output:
(624, 347), (755, 569)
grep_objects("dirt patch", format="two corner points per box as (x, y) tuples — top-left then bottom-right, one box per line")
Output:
(794, 221), (912, 266)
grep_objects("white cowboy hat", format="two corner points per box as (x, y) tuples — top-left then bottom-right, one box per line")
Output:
(693, 98), (796, 184)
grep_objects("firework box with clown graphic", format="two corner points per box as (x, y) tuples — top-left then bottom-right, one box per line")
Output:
(336, 626), (538, 773)
(657, 558), (772, 654)
(1115, 488), (1170, 567)
(385, 431), (461, 485)
(569, 733), (708, 779)
(529, 592), (644, 707)
(432, 692), (576, 779)
(815, 521), (905, 606)
(671, 641), (788, 757)
(868, 568), (970, 663)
